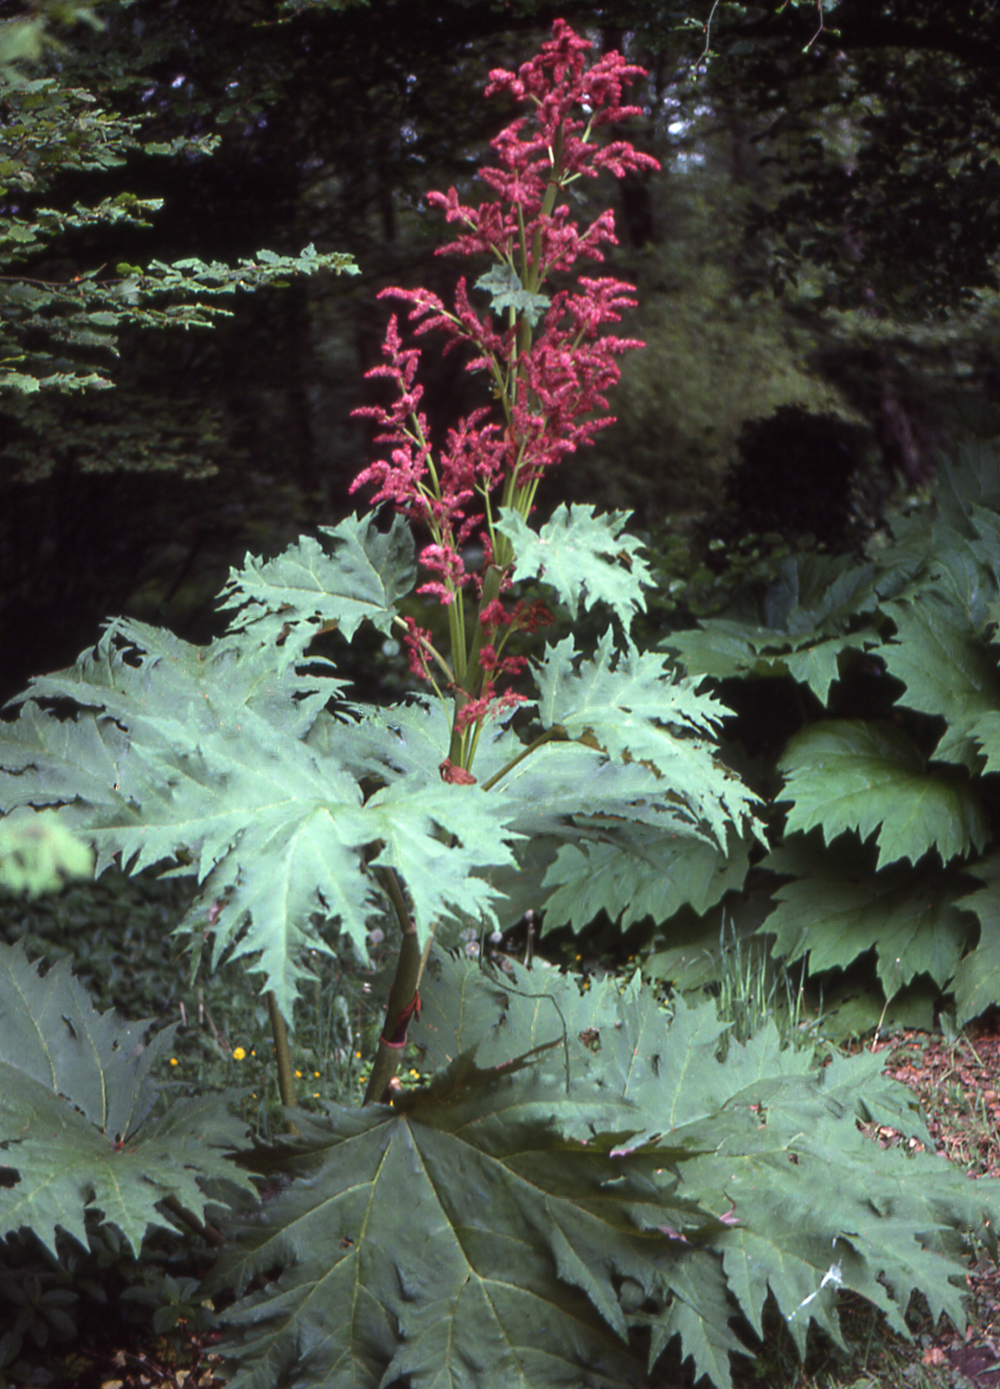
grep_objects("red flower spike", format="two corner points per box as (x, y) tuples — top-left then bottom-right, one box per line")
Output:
(351, 21), (659, 740)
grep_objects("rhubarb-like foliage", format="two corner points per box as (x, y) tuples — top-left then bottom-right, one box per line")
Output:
(0, 943), (254, 1256)
(210, 962), (1000, 1389)
(665, 438), (1000, 1028)
(0, 23), (997, 1389)
(0, 22), (758, 1026)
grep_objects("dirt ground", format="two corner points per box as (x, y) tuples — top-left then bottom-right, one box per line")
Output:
(875, 1019), (1000, 1388)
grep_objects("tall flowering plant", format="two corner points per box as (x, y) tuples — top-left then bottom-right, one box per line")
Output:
(351, 19), (659, 774)
(2, 24), (982, 1389)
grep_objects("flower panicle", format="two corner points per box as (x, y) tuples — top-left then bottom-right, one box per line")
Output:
(350, 20), (658, 749)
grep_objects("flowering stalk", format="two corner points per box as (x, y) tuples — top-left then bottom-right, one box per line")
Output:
(352, 19), (659, 775)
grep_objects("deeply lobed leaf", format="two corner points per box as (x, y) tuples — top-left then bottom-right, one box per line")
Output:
(498, 504), (652, 630)
(0, 944), (254, 1256)
(212, 961), (1000, 1389)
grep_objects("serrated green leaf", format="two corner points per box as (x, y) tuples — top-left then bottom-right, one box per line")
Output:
(219, 511), (416, 666)
(363, 778), (522, 943)
(0, 625), (524, 1018)
(0, 944), (253, 1256)
(665, 621), (861, 704)
(674, 1035), (999, 1356)
(474, 263), (550, 326)
(540, 827), (749, 933)
(210, 1055), (703, 1389)
(497, 505), (651, 630)
(778, 720), (988, 868)
(476, 726), (692, 837)
(953, 852), (1000, 1024)
(763, 834), (975, 999)
(969, 709), (1000, 774)
(663, 555), (880, 703)
(874, 597), (1000, 770)
(214, 973), (1000, 1389)
(536, 630), (760, 849)
(646, 1253), (745, 1389)
(0, 942), (156, 1136)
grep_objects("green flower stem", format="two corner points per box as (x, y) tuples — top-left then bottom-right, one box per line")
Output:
(447, 556), (509, 766)
(445, 133), (570, 771)
(363, 865), (431, 1106)
(267, 991), (300, 1134)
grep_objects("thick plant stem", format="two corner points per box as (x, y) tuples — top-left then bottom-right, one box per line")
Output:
(266, 990), (300, 1135)
(163, 1193), (225, 1248)
(363, 866), (430, 1106)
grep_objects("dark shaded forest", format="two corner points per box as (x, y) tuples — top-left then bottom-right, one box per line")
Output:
(2, 0), (999, 697)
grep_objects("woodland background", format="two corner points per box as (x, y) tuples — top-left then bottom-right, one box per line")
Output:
(3, 0), (998, 703)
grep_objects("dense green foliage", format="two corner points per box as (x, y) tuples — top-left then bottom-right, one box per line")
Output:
(0, 941), (254, 1257)
(664, 439), (1000, 1031)
(2, 443), (1000, 1386)
(211, 961), (995, 1389)
(0, 504), (755, 1021)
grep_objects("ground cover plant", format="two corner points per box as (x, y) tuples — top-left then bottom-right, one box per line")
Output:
(2, 23), (1000, 1389)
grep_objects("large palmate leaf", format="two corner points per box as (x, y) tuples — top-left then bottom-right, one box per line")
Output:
(778, 720), (989, 868)
(539, 827), (750, 933)
(422, 958), (997, 1348)
(497, 504), (652, 629)
(763, 834), (976, 1000)
(209, 1056), (714, 1389)
(678, 1055), (994, 1357)
(952, 852), (1000, 1025)
(874, 597), (1000, 771)
(0, 944), (254, 1256)
(219, 511), (416, 665)
(0, 621), (521, 1019)
(663, 555), (880, 703)
(213, 959), (1000, 1389)
(318, 698), (754, 932)
(536, 630), (760, 849)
